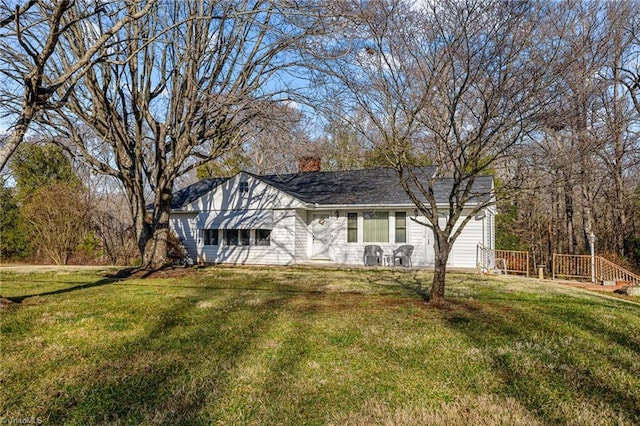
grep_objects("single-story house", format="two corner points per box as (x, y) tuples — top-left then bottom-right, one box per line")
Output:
(169, 162), (495, 268)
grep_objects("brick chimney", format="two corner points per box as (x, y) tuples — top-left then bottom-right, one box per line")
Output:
(298, 156), (321, 173)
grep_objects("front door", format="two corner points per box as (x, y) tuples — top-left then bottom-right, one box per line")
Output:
(424, 226), (435, 266)
(311, 214), (331, 259)
(427, 214), (452, 266)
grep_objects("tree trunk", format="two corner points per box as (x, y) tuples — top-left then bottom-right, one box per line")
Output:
(610, 21), (628, 256)
(580, 167), (594, 253)
(563, 175), (575, 254)
(430, 233), (451, 305)
(0, 105), (35, 171)
(548, 177), (560, 270)
(141, 182), (174, 269)
(127, 182), (152, 266)
(614, 172), (627, 254)
(142, 226), (170, 269)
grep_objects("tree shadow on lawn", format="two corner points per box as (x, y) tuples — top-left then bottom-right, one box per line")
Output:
(366, 268), (431, 301)
(5, 277), (122, 304)
(38, 280), (390, 424)
(3, 267), (190, 304)
(40, 286), (297, 425)
(439, 296), (640, 424)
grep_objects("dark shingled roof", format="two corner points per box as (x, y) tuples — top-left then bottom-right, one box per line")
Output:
(170, 167), (494, 209)
(257, 167), (431, 204)
(171, 177), (229, 209)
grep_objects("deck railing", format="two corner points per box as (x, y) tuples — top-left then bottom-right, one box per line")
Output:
(552, 254), (640, 286)
(596, 257), (640, 286)
(476, 244), (495, 273)
(552, 254), (592, 281)
(479, 250), (639, 284)
(477, 245), (530, 276)
(496, 249), (530, 276)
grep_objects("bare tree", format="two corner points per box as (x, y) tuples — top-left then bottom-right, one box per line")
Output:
(308, 0), (565, 303)
(623, 8), (640, 117)
(318, 105), (371, 171)
(0, 0), (155, 171)
(44, 0), (325, 268)
(522, 1), (640, 258)
(74, 158), (138, 265)
(531, 1), (611, 255)
(196, 101), (314, 177)
(242, 105), (317, 175)
(604, 1), (640, 255)
(92, 208), (137, 265)
(22, 181), (91, 264)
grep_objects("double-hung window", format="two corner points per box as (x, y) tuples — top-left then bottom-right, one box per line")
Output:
(203, 229), (218, 245)
(256, 229), (271, 246)
(239, 229), (250, 245)
(395, 212), (407, 243)
(218, 229), (271, 246)
(224, 229), (239, 246)
(347, 213), (358, 243)
(224, 229), (250, 246)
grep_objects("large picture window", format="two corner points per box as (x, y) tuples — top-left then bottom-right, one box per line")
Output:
(395, 212), (407, 243)
(363, 211), (389, 242)
(347, 213), (358, 243)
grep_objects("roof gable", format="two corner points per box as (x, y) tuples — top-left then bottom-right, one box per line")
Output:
(173, 172), (306, 211)
(170, 177), (229, 209)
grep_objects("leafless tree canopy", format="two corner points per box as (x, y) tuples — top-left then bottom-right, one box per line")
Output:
(0, 0), (155, 170)
(35, 0), (327, 268)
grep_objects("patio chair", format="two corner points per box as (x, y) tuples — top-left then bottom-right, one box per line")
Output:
(393, 245), (414, 267)
(363, 245), (383, 266)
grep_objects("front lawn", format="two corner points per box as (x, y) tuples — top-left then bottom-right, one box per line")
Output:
(1, 266), (639, 425)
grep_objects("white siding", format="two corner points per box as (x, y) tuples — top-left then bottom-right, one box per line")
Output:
(184, 173), (304, 212)
(294, 209), (309, 263)
(450, 212), (485, 268)
(170, 213), (198, 260)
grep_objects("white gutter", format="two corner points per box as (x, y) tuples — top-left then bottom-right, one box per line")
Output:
(173, 202), (486, 213)
(302, 202), (482, 210)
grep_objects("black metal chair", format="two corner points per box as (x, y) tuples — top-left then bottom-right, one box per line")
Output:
(363, 245), (383, 266)
(393, 245), (414, 267)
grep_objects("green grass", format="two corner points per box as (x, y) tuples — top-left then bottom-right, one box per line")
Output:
(1, 266), (639, 425)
